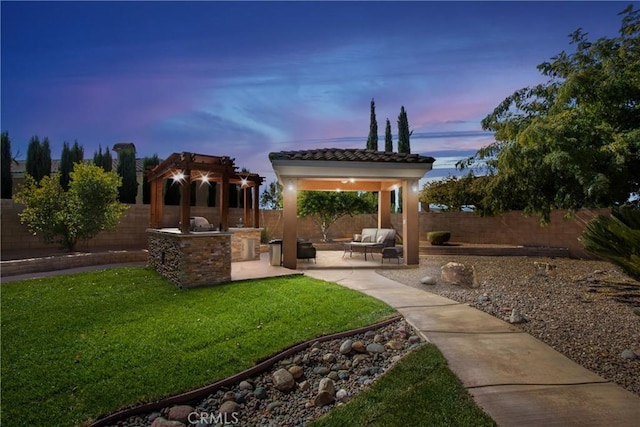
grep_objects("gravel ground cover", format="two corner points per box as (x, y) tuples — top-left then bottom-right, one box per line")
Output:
(106, 319), (426, 427)
(377, 255), (640, 396)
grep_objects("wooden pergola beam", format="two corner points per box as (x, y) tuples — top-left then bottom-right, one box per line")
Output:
(146, 151), (264, 232)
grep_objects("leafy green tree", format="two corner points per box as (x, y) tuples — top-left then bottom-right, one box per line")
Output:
(59, 140), (84, 191)
(397, 106), (411, 154)
(580, 206), (640, 280)
(116, 147), (138, 203)
(25, 135), (52, 183)
(260, 180), (283, 209)
(459, 6), (640, 223)
(298, 191), (377, 241)
(419, 175), (493, 212)
(1, 132), (13, 199)
(142, 154), (160, 204)
(14, 163), (127, 251)
(384, 118), (393, 152)
(367, 98), (378, 150)
(93, 145), (113, 172)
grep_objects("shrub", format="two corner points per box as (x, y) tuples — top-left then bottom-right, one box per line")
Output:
(261, 227), (272, 244)
(427, 231), (451, 245)
(580, 206), (640, 280)
(14, 163), (127, 251)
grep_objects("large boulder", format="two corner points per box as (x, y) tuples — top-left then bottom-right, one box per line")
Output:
(441, 262), (478, 288)
(272, 368), (296, 392)
(166, 405), (194, 423)
(314, 378), (336, 406)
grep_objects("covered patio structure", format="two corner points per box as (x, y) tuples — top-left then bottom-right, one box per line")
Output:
(269, 148), (435, 269)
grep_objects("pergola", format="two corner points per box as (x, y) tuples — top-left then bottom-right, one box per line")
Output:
(146, 152), (264, 232)
(269, 148), (435, 269)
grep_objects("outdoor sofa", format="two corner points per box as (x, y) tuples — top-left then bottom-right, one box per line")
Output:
(344, 228), (396, 261)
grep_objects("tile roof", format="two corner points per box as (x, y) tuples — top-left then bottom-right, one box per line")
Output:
(269, 148), (435, 164)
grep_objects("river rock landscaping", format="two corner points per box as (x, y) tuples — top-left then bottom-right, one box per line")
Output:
(105, 318), (424, 427)
(378, 255), (640, 397)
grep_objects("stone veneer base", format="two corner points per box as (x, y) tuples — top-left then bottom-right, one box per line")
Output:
(147, 229), (232, 288)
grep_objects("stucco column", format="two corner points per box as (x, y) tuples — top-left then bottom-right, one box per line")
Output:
(402, 179), (420, 265)
(282, 178), (298, 270)
(378, 190), (391, 229)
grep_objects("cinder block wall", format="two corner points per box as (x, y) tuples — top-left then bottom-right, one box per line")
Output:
(415, 208), (608, 257)
(1, 199), (608, 258)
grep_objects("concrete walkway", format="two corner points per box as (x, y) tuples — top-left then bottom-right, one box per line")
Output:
(304, 268), (640, 427)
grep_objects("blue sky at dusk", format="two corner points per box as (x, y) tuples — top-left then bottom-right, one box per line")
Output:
(1, 1), (631, 184)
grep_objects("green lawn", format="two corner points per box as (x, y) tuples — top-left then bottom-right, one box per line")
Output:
(311, 343), (496, 427)
(0, 267), (395, 426)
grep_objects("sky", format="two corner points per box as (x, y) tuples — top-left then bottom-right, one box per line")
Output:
(1, 1), (633, 186)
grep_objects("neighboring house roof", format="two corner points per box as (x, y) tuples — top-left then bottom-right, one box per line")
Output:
(269, 148), (435, 164)
(10, 158), (146, 178)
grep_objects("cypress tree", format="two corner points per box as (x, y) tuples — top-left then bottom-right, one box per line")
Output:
(93, 145), (104, 169)
(1, 132), (13, 199)
(117, 147), (138, 203)
(397, 106), (411, 154)
(60, 140), (84, 191)
(71, 140), (84, 164)
(384, 118), (393, 152)
(366, 98), (378, 150)
(25, 135), (51, 182)
(102, 147), (113, 172)
(26, 136), (40, 180)
(41, 137), (52, 178)
(59, 142), (73, 190)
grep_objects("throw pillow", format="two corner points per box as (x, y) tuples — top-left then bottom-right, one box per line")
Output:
(376, 234), (386, 243)
(361, 235), (372, 243)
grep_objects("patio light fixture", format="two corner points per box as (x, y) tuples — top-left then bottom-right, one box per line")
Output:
(171, 171), (186, 184)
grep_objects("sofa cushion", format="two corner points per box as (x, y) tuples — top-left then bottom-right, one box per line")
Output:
(361, 228), (378, 242)
(361, 235), (372, 243)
